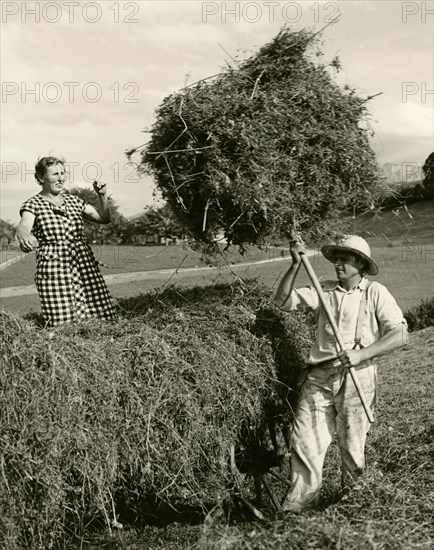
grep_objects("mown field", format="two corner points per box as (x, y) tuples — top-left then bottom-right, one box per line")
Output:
(0, 243), (431, 317)
(0, 243), (285, 287)
(356, 199), (434, 247)
(2, 286), (432, 550)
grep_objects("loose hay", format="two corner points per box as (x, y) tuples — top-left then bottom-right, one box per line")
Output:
(0, 281), (313, 549)
(134, 28), (387, 248)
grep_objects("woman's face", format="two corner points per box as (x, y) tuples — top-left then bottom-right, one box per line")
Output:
(40, 164), (65, 194)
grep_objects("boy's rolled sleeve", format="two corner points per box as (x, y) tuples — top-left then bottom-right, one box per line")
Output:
(280, 285), (319, 312)
(373, 284), (407, 335)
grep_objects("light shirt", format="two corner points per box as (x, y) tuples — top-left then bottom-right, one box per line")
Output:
(280, 277), (407, 365)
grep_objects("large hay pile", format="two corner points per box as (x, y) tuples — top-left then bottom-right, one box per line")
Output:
(0, 281), (313, 549)
(134, 28), (385, 247)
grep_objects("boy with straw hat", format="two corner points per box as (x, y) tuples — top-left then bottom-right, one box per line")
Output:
(274, 235), (408, 513)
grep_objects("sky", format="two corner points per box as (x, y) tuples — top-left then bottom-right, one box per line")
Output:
(1, 0), (433, 223)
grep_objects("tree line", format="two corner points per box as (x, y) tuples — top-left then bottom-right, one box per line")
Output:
(71, 187), (185, 245)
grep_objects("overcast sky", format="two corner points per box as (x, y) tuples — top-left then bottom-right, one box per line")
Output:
(1, 0), (433, 222)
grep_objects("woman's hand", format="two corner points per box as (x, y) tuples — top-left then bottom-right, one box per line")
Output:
(16, 226), (38, 252)
(84, 183), (111, 224)
(16, 211), (37, 252)
(93, 180), (107, 197)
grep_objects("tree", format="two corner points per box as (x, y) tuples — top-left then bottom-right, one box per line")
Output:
(122, 204), (185, 244)
(68, 187), (128, 244)
(145, 204), (185, 239)
(0, 219), (17, 246)
(422, 152), (434, 190)
(131, 28), (387, 249)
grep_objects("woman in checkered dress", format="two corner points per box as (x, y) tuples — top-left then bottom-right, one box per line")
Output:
(16, 156), (117, 327)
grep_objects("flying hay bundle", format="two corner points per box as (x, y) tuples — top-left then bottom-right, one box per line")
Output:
(134, 28), (385, 248)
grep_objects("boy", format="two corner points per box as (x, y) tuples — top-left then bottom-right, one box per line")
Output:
(274, 235), (408, 513)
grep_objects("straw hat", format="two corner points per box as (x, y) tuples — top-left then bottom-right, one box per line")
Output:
(321, 235), (379, 275)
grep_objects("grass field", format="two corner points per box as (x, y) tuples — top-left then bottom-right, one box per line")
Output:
(0, 200), (434, 314)
(108, 245), (432, 309)
(1, 244), (432, 317)
(1, 200), (432, 318)
(0, 243), (286, 287)
(355, 199), (434, 247)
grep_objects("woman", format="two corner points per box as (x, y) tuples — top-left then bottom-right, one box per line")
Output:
(16, 156), (117, 327)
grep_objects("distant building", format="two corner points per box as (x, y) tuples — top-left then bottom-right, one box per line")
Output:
(129, 233), (160, 245)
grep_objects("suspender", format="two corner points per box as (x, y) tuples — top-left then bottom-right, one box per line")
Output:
(352, 281), (372, 350)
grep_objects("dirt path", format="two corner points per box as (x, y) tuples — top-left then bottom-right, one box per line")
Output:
(0, 252), (22, 272)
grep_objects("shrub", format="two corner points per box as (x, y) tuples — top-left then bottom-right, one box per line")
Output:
(0, 280), (313, 549)
(404, 297), (434, 332)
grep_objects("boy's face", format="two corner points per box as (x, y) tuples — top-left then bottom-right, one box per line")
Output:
(333, 252), (365, 282)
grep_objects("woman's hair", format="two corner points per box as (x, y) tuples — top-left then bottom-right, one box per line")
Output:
(34, 156), (65, 185)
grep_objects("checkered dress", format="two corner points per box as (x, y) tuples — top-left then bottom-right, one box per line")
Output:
(20, 193), (117, 327)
